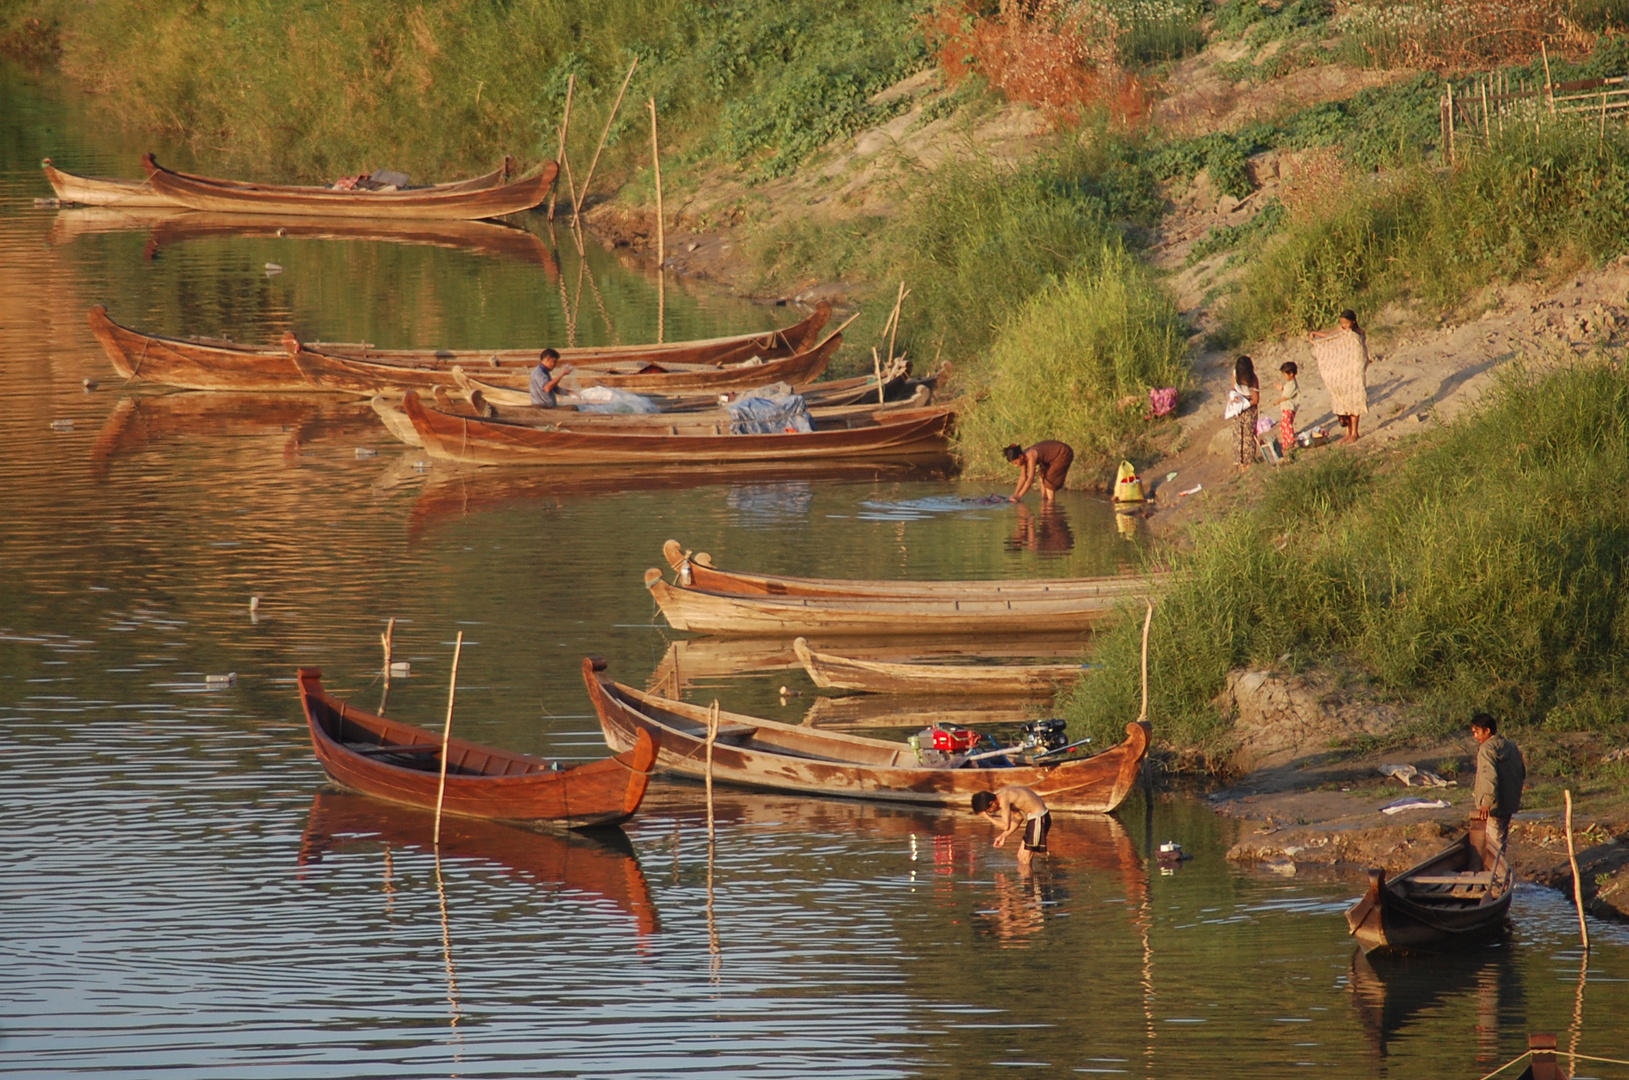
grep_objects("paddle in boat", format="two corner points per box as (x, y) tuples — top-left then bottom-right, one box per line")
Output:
(582, 657), (1150, 813)
(143, 153), (554, 221)
(298, 667), (655, 829)
(793, 637), (1087, 696)
(1344, 818), (1514, 952)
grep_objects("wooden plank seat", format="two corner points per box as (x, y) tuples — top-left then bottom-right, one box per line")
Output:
(1408, 872), (1494, 887)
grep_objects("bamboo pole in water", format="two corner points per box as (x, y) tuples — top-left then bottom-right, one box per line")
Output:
(1565, 789), (1591, 950)
(574, 58), (639, 233)
(648, 97), (666, 344)
(705, 699), (719, 842)
(432, 631), (464, 847)
(378, 616), (395, 715)
(547, 74), (575, 222)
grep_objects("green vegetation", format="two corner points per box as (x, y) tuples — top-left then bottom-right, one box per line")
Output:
(11, 0), (928, 182)
(1227, 121), (1629, 341)
(1063, 360), (1629, 765)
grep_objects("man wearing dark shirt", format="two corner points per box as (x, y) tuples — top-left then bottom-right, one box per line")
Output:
(1471, 713), (1525, 863)
(529, 348), (573, 408)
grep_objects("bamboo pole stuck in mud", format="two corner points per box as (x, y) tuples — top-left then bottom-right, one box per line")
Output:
(1138, 598), (1153, 725)
(432, 631), (465, 847)
(649, 97), (666, 344)
(547, 74), (576, 222)
(1565, 789), (1591, 950)
(378, 616), (396, 715)
(573, 58), (639, 233)
(705, 699), (720, 842)
(1481, 79), (1491, 143)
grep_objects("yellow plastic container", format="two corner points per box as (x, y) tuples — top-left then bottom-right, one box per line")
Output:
(1113, 460), (1145, 503)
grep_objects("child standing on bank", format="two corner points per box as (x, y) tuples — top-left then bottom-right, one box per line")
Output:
(1276, 361), (1300, 452)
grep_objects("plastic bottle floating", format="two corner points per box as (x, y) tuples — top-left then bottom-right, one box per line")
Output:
(1112, 460), (1145, 504)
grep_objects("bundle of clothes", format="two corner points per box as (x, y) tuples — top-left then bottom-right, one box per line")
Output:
(330, 169), (413, 192)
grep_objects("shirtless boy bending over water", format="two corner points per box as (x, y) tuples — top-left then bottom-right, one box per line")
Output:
(971, 786), (1051, 869)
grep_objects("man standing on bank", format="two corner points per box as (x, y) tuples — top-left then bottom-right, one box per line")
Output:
(529, 347), (574, 408)
(1002, 440), (1074, 505)
(1471, 713), (1526, 864)
(972, 786), (1052, 870)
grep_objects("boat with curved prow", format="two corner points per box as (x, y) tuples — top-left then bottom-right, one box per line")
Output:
(143, 153), (553, 220)
(583, 657), (1149, 812)
(298, 667), (654, 829)
(1344, 820), (1514, 952)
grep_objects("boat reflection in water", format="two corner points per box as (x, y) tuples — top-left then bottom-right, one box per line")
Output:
(296, 789), (660, 937)
(1348, 946), (1520, 1062)
(1006, 502), (1075, 556)
(89, 393), (380, 480)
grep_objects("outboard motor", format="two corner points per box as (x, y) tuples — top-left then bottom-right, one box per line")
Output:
(1020, 718), (1069, 753)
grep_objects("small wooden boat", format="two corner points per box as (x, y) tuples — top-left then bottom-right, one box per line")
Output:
(297, 789), (660, 934)
(1344, 820), (1514, 952)
(403, 390), (954, 467)
(794, 637), (1086, 696)
(647, 569), (1140, 636)
(801, 693), (1041, 731)
(583, 658), (1149, 812)
(42, 158), (179, 207)
(452, 367), (920, 412)
(662, 539), (1163, 600)
(298, 667), (654, 829)
(87, 303), (830, 392)
(143, 153), (553, 220)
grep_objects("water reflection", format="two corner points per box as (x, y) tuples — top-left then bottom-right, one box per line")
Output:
(1348, 947), (1520, 1062)
(1005, 501), (1076, 556)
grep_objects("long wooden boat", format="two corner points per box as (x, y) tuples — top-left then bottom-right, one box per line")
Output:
(583, 658), (1149, 812)
(801, 693), (1041, 731)
(1344, 821), (1513, 952)
(403, 390), (954, 467)
(454, 368), (916, 412)
(297, 788), (659, 934)
(647, 570), (1139, 636)
(86, 303), (830, 392)
(42, 158), (178, 207)
(298, 667), (654, 829)
(662, 539), (1163, 600)
(794, 637), (1086, 696)
(143, 153), (553, 220)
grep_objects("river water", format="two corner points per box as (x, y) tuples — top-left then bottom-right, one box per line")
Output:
(2, 64), (1626, 1079)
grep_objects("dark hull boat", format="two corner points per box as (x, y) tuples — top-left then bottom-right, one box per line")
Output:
(1345, 819), (1513, 952)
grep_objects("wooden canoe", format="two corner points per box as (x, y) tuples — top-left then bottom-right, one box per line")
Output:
(403, 391), (954, 467)
(297, 788), (660, 934)
(87, 303), (830, 392)
(143, 153), (553, 220)
(42, 158), (178, 207)
(1344, 821), (1513, 952)
(298, 667), (654, 829)
(453, 368), (918, 412)
(583, 658), (1149, 812)
(793, 637), (1086, 695)
(647, 570), (1140, 636)
(662, 539), (1163, 600)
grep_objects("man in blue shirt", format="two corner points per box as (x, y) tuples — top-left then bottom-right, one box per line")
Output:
(529, 348), (573, 407)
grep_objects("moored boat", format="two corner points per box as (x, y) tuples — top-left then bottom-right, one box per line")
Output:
(403, 390), (954, 467)
(144, 153), (553, 220)
(1344, 820), (1514, 952)
(87, 303), (832, 392)
(582, 658), (1149, 812)
(662, 539), (1164, 600)
(298, 667), (655, 829)
(41, 158), (178, 207)
(794, 637), (1086, 695)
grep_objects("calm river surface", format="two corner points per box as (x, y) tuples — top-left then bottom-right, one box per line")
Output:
(3, 65), (1626, 1079)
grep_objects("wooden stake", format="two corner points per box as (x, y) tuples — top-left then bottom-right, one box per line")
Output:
(1481, 79), (1491, 143)
(705, 699), (719, 842)
(1447, 82), (1457, 165)
(573, 58), (639, 233)
(872, 347), (885, 405)
(1138, 598), (1153, 724)
(1564, 789), (1591, 950)
(432, 631), (464, 847)
(378, 616), (396, 715)
(1543, 43), (1557, 115)
(547, 74), (575, 222)
(1601, 89), (1609, 145)
(649, 97), (665, 344)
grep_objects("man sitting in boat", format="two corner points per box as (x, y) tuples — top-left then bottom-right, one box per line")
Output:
(972, 786), (1051, 870)
(529, 348), (574, 408)
(1471, 713), (1526, 862)
(1001, 441), (1074, 506)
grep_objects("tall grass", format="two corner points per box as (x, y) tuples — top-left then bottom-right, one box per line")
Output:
(1063, 361), (1629, 763)
(955, 245), (1190, 480)
(24, 0), (929, 182)
(1226, 120), (1629, 341)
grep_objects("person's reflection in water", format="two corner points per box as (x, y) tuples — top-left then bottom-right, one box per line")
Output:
(976, 870), (1060, 947)
(1005, 502), (1074, 556)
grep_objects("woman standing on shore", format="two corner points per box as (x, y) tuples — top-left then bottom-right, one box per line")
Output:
(1310, 309), (1370, 443)
(1226, 355), (1260, 471)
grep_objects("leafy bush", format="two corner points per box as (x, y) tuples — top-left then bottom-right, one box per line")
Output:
(1062, 361), (1629, 760)
(955, 245), (1191, 480)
